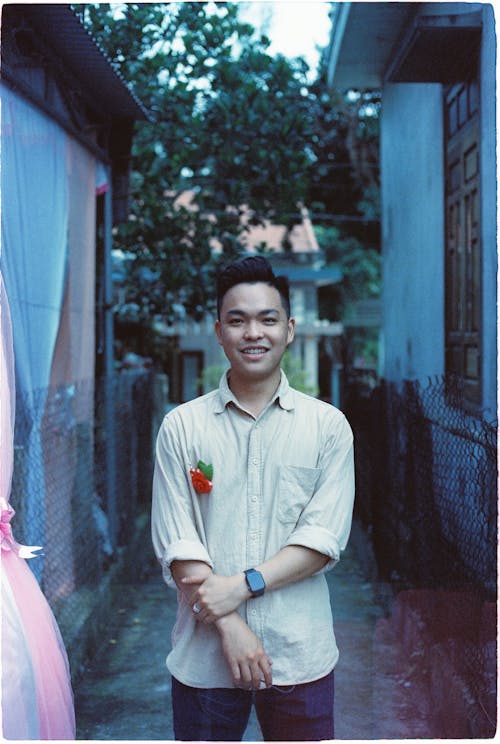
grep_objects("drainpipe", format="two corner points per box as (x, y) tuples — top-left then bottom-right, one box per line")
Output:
(103, 171), (117, 550)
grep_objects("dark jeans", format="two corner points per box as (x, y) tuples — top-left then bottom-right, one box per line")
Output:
(172, 671), (334, 741)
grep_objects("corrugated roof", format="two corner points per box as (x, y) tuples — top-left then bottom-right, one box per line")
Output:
(10, 3), (148, 120)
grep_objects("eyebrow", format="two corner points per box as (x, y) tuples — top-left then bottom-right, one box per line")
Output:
(226, 308), (280, 317)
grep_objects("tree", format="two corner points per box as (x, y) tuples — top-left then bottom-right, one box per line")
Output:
(76, 3), (382, 378)
(75, 2), (316, 325)
(304, 54), (381, 370)
(307, 60), (381, 246)
(315, 225), (381, 368)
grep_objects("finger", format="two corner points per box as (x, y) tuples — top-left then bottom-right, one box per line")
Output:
(251, 661), (265, 690)
(260, 657), (273, 688)
(231, 662), (242, 689)
(242, 658), (262, 691)
(239, 663), (253, 690)
(194, 604), (212, 623)
(181, 576), (204, 586)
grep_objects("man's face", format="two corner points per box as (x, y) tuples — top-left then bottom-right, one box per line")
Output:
(215, 282), (295, 384)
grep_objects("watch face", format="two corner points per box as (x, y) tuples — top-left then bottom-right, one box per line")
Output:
(245, 569), (265, 596)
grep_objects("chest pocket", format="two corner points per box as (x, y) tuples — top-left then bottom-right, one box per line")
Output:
(278, 465), (322, 524)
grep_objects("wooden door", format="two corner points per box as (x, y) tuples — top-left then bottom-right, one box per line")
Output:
(444, 79), (481, 407)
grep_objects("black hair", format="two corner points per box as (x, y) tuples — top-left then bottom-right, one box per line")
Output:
(216, 256), (291, 318)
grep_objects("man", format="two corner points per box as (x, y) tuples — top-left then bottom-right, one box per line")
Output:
(151, 256), (355, 741)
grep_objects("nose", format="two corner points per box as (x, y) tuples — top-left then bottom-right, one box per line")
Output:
(244, 320), (263, 339)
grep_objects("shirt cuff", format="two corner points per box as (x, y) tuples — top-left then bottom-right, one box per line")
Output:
(284, 525), (344, 574)
(161, 539), (214, 588)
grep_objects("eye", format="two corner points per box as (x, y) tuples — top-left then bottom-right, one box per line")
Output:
(263, 317), (277, 324)
(228, 318), (243, 325)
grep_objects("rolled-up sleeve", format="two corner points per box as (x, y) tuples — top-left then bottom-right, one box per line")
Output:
(151, 415), (214, 588)
(284, 411), (355, 571)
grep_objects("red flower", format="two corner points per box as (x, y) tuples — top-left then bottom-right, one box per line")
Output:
(190, 468), (213, 494)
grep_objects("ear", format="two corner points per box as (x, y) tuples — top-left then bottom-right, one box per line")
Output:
(214, 319), (223, 346)
(286, 317), (295, 345)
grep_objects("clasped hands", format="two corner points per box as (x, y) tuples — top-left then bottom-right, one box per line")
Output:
(181, 571), (247, 624)
(182, 572), (272, 690)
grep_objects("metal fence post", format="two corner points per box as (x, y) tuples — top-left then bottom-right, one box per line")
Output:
(104, 177), (117, 550)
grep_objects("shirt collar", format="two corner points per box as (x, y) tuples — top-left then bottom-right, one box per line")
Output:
(214, 370), (295, 414)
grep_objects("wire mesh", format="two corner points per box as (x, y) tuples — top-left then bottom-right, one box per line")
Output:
(345, 374), (497, 737)
(9, 369), (161, 634)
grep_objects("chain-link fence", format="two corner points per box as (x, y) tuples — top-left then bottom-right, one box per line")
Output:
(9, 370), (167, 648)
(345, 374), (497, 737)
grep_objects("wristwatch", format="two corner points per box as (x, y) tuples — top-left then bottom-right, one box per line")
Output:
(244, 568), (266, 598)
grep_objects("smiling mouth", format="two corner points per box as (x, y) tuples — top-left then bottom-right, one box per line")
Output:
(241, 347), (268, 356)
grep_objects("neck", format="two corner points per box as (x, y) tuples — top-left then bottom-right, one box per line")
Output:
(228, 370), (281, 417)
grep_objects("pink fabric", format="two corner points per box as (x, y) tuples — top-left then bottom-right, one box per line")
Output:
(0, 496), (42, 558)
(2, 551), (76, 738)
(1, 274), (76, 739)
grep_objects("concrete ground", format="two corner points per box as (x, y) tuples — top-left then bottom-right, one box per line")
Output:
(74, 521), (432, 741)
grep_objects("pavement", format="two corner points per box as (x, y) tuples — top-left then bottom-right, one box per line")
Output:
(74, 520), (438, 741)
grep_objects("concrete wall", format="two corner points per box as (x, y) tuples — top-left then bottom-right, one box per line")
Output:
(380, 82), (445, 382)
(479, 3), (497, 418)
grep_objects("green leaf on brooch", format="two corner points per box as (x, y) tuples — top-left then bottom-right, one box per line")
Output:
(197, 460), (213, 481)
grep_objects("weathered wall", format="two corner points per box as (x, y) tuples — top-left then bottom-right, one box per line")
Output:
(380, 82), (445, 381)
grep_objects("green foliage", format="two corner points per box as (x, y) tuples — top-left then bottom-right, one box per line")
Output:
(307, 64), (381, 370)
(199, 364), (228, 392)
(315, 225), (381, 322)
(74, 2), (316, 322)
(198, 351), (317, 396)
(315, 225), (381, 369)
(281, 351), (318, 396)
(75, 3), (381, 374)
(307, 65), (380, 244)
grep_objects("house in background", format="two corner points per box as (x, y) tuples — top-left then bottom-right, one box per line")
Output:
(327, 1), (497, 417)
(1, 4), (147, 595)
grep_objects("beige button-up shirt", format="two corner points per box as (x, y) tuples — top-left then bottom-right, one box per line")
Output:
(151, 371), (355, 688)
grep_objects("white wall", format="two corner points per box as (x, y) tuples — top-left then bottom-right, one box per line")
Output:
(380, 82), (445, 382)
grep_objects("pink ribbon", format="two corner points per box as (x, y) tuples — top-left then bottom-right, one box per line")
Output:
(0, 497), (43, 559)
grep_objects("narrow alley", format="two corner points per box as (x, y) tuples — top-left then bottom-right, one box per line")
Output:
(2, 4), (496, 743)
(74, 521), (427, 741)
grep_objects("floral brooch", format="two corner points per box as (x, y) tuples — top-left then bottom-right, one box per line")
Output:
(190, 460), (213, 494)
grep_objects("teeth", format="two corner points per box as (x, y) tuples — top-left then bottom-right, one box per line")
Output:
(243, 348), (266, 355)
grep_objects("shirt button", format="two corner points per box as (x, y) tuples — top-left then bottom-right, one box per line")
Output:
(252, 458), (258, 465)
(251, 496), (258, 502)
(251, 609), (257, 615)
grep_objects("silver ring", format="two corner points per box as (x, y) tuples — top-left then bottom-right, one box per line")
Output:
(192, 603), (201, 614)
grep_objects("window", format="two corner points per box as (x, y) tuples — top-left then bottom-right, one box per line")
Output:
(444, 80), (481, 407)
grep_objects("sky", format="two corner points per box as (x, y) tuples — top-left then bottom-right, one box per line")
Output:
(111, 1), (332, 76)
(237, 1), (332, 76)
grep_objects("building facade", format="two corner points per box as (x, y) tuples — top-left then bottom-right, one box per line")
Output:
(327, 1), (497, 417)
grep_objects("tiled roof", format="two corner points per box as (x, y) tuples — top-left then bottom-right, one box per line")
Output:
(171, 192), (320, 254)
(240, 205), (320, 253)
